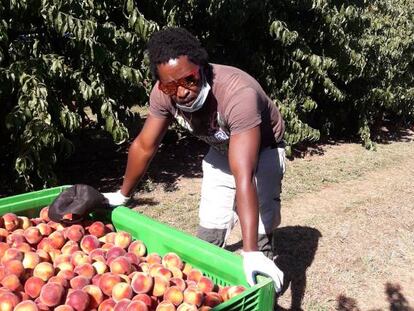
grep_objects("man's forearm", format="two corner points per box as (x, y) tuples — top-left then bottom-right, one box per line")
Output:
(235, 179), (259, 252)
(120, 138), (158, 196)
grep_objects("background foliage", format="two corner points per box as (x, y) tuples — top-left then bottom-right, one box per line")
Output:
(1, 0), (413, 192)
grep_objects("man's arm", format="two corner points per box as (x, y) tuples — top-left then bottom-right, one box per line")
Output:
(120, 115), (171, 196)
(228, 125), (261, 251)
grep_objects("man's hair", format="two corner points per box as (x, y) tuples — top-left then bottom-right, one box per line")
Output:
(147, 27), (209, 80)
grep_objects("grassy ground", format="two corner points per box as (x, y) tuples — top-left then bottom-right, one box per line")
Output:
(130, 128), (414, 311)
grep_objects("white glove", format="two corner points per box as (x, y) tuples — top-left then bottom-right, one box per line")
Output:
(242, 251), (284, 293)
(102, 190), (130, 206)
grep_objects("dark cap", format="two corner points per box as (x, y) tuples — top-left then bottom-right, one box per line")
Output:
(48, 184), (108, 224)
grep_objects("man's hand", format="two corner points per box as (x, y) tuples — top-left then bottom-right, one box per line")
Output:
(242, 251), (284, 293)
(102, 190), (130, 206)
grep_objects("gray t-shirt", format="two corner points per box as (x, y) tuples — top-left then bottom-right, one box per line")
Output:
(149, 63), (285, 154)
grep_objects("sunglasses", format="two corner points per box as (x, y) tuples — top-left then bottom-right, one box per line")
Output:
(158, 68), (201, 96)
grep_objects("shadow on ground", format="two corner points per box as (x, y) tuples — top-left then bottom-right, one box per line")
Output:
(335, 283), (414, 311)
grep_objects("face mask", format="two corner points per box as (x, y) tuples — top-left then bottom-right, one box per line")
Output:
(176, 74), (211, 113)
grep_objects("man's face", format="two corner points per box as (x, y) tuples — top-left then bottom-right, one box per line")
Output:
(157, 55), (203, 107)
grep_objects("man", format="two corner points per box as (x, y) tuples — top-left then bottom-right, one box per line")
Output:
(104, 27), (286, 293)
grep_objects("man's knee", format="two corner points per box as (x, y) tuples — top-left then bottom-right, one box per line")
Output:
(197, 226), (227, 247)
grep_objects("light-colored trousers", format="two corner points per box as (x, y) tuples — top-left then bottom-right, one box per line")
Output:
(199, 146), (286, 240)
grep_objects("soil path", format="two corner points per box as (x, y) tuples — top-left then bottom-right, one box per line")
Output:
(226, 140), (414, 310)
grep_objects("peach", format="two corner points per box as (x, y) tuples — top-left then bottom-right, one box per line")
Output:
(126, 300), (149, 311)
(138, 262), (150, 273)
(131, 293), (153, 307)
(99, 272), (122, 296)
(49, 231), (66, 249)
(176, 303), (197, 311)
(0, 242), (9, 257)
(55, 305), (75, 311)
(203, 292), (223, 308)
(0, 265), (6, 281)
(112, 282), (133, 302)
(197, 276), (215, 294)
(88, 221), (106, 237)
(198, 307), (212, 311)
(114, 232), (132, 249)
(65, 289), (90, 311)
(4, 258), (24, 277)
(162, 253), (183, 270)
(74, 262), (95, 279)
(114, 299), (132, 311)
(3, 213), (19, 231)
(125, 252), (140, 266)
(61, 241), (80, 255)
(145, 253), (161, 265)
(155, 301), (175, 311)
(163, 286), (184, 306)
(64, 225), (85, 242)
(37, 238), (54, 252)
(36, 249), (51, 262)
(80, 235), (100, 254)
(226, 285), (246, 299)
(15, 241), (32, 253)
(128, 240), (147, 257)
(7, 232), (25, 246)
(2, 247), (24, 263)
(107, 247), (127, 263)
(39, 282), (64, 307)
(36, 223), (52, 236)
(169, 278), (186, 292)
(90, 248), (107, 260)
(70, 276), (91, 290)
(39, 207), (50, 222)
(17, 216), (32, 230)
(102, 242), (115, 250)
(14, 300), (39, 311)
(53, 254), (72, 267)
(48, 275), (69, 288)
(153, 267), (173, 281)
(24, 276), (45, 299)
(169, 267), (183, 279)
(92, 273), (102, 286)
(131, 272), (154, 294)
(182, 263), (192, 277)
(47, 220), (65, 231)
(101, 232), (116, 244)
(57, 269), (75, 280)
(83, 284), (104, 309)
(33, 262), (54, 281)
(0, 291), (20, 311)
(71, 250), (92, 266)
(98, 298), (116, 311)
(217, 286), (230, 301)
(152, 276), (169, 297)
(110, 256), (132, 275)
(35, 301), (50, 311)
(1, 274), (22, 291)
(23, 227), (43, 244)
(30, 217), (43, 225)
(183, 287), (203, 307)
(56, 261), (74, 273)
(47, 247), (61, 262)
(93, 260), (108, 274)
(186, 269), (202, 283)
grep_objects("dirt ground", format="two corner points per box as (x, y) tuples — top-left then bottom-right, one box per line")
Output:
(56, 126), (414, 310)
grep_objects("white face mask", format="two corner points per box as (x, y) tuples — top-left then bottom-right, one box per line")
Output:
(176, 74), (211, 113)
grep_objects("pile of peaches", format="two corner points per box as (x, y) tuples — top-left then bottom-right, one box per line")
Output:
(0, 207), (246, 311)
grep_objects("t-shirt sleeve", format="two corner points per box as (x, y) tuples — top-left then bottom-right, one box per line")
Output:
(225, 87), (262, 135)
(148, 83), (174, 119)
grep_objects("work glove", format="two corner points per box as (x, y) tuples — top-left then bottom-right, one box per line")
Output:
(242, 251), (284, 294)
(102, 190), (130, 206)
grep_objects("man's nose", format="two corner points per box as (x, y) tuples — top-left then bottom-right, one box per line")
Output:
(176, 85), (190, 99)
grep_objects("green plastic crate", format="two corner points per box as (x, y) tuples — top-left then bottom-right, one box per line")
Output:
(0, 186), (275, 310)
